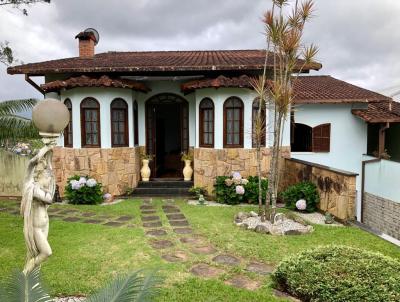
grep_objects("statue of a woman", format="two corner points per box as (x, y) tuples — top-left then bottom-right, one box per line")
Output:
(21, 138), (56, 275)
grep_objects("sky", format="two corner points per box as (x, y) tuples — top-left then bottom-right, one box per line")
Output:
(1, 0), (400, 102)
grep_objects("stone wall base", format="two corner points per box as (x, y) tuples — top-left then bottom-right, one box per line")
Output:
(194, 147), (290, 195)
(281, 158), (357, 221)
(363, 192), (400, 240)
(53, 147), (141, 197)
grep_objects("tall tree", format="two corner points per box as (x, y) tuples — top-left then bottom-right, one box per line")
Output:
(253, 0), (318, 221)
(0, 0), (51, 65)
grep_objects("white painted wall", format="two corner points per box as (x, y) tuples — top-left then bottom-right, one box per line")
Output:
(364, 158), (400, 203)
(291, 103), (369, 220)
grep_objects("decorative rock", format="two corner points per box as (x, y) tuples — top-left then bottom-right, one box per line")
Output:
(249, 211), (259, 217)
(246, 262), (274, 275)
(190, 264), (225, 278)
(173, 228), (193, 234)
(254, 225), (270, 234)
(234, 212), (250, 223)
(191, 245), (217, 255)
(162, 251), (189, 262)
(143, 221), (162, 228)
(225, 275), (261, 291)
(169, 220), (189, 227)
(149, 239), (174, 249)
(212, 254), (240, 266)
(239, 223), (249, 230)
(146, 229), (167, 237)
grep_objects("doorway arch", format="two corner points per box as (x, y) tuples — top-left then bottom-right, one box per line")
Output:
(145, 93), (189, 178)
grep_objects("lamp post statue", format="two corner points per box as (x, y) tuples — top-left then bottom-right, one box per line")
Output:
(21, 99), (69, 275)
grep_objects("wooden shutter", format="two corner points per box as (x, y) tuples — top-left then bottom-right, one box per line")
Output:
(312, 123), (331, 152)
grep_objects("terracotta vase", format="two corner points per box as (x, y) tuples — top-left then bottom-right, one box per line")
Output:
(183, 159), (193, 181)
(141, 159), (151, 181)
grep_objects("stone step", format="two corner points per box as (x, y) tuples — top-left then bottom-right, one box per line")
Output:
(132, 187), (194, 196)
(137, 180), (193, 188)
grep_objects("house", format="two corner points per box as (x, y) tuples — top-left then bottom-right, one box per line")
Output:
(7, 30), (399, 240)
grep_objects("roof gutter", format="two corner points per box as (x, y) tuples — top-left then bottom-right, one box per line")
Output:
(25, 74), (45, 95)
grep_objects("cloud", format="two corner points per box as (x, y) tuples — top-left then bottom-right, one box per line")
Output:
(0, 0), (399, 103)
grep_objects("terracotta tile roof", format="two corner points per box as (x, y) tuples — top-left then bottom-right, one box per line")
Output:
(181, 75), (255, 93)
(292, 76), (391, 104)
(352, 101), (400, 123)
(41, 75), (150, 93)
(7, 50), (321, 75)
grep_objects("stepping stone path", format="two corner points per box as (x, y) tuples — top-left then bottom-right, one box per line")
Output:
(180, 236), (206, 245)
(83, 219), (103, 224)
(246, 262), (274, 275)
(191, 245), (217, 255)
(141, 216), (160, 222)
(62, 217), (81, 222)
(103, 221), (125, 227)
(169, 220), (189, 227)
(149, 239), (174, 249)
(166, 213), (186, 220)
(212, 254), (241, 266)
(173, 228), (193, 234)
(162, 251), (189, 262)
(115, 215), (133, 222)
(141, 210), (156, 214)
(143, 221), (162, 228)
(146, 229), (167, 237)
(225, 275), (261, 291)
(190, 264), (225, 278)
(81, 212), (96, 217)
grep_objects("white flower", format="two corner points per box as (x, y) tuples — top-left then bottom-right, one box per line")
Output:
(86, 178), (97, 187)
(296, 199), (307, 211)
(78, 177), (87, 185)
(232, 172), (242, 180)
(241, 179), (249, 185)
(103, 193), (112, 200)
(236, 185), (245, 195)
(70, 180), (81, 190)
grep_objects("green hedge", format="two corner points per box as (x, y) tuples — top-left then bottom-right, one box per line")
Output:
(280, 181), (319, 212)
(272, 245), (400, 302)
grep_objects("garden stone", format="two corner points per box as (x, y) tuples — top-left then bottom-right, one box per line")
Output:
(141, 210), (156, 214)
(115, 215), (133, 222)
(141, 216), (160, 222)
(234, 212), (250, 223)
(59, 209), (79, 215)
(255, 225), (270, 234)
(103, 221), (125, 227)
(81, 212), (96, 217)
(163, 208), (181, 214)
(212, 254), (240, 266)
(180, 236), (205, 245)
(162, 251), (189, 262)
(166, 213), (186, 220)
(143, 221), (162, 228)
(246, 262), (274, 275)
(225, 275), (261, 291)
(146, 229), (167, 237)
(173, 228), (193, 234)
(249, 211), (258, 217)
(83, 219), (103, 224)
(239, 223), (249, 230)
(169, 220), (189, 227)
(191, 245), (217, 255)
(140, 205), (155, 210)
(62, 217), (81, 222)
(190, 264), (225, 278)
(149, 239), (174, 249)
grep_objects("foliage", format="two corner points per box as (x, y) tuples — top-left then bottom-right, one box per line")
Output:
(0, 41), (13, 65)
(0, 267), (161, 302)
(140, 151), (154, 161)
(65, 175), (103, 205)
(0, 99), (39, 143)
(243, 176), (268, 204)
(272, 245), (400, 302)
(189, 186), (207, 198)
(0, 267), (52, 302)
(180, 151), (193, 161)
(280, 181), (319, 212)
(214, 173), (249, 205)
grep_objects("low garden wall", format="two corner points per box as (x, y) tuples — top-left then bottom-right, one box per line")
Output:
(194, 147), (290, 194)
(281, 158), (357, 221)
(53, 146), (141, 197)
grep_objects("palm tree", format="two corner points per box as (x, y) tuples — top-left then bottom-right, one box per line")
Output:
(0, 98), (39, 144)
(0, 267), (161, 302)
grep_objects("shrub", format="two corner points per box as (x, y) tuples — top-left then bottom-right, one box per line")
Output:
(272, 245), (400, 302)
(189, 186), (207, 199)
(280, 181), (319, 212)
(65, 175), (103, 205)
(243, 176), (268, 204)
(214, 173), (246, 205)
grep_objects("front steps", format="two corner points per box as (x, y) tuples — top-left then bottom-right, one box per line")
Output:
(132, 179), (194, 197)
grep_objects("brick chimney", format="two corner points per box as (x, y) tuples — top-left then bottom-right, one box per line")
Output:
(75, 31), (97, 58)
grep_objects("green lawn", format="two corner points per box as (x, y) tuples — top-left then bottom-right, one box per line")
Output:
(0, 199), (399, 301)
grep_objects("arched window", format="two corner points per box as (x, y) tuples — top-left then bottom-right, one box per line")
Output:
(64, 99), (73, 147)
(111, 98), (129, 147)
(224, 97), (244, 148)
(199, 98), (214, 147)
(81, 98), (100, 147)
(313, 123), (331, 152)
(291, 123), (312, 152)
(252, 98), (266, 148)
(133, 100), (139, 146)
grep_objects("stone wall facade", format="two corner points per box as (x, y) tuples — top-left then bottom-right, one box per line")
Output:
(53, 147), (141, 197)
(363, 192), (400, 240)
(194, 147), (290, 194)
(281, 158), (357, 221)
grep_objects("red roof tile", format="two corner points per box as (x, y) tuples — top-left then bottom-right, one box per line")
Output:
(352, 101), (400, 123)
(41, 75), (150, 93)
(181, 75), (254, 93)
(7, 50), (321, 76)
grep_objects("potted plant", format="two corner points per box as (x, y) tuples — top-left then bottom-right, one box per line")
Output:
(140, 152), (153, 182)
(181, 151), (193, 181)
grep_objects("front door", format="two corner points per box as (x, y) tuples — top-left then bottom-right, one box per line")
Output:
(146, 94), (189, 178)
